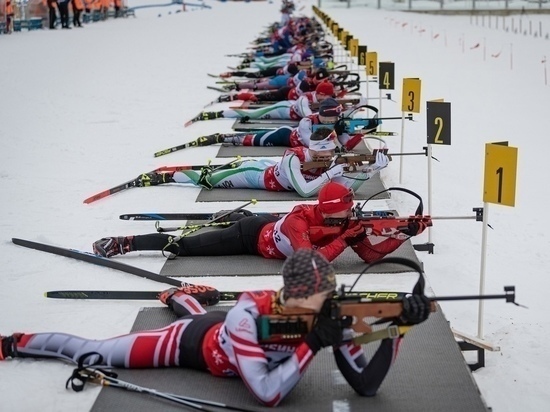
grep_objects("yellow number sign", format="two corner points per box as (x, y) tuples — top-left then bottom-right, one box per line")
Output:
(483, 142), (518, 207)
(366, 51), (378, 76)
(401, 78), (422, 113)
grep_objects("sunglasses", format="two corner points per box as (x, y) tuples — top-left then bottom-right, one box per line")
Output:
(320, 189), (354, 205)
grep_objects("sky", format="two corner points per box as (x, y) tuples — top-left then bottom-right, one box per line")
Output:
(1, 1), (549, 411)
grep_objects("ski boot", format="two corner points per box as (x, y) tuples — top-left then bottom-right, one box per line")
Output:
(135, 172), (175, 187)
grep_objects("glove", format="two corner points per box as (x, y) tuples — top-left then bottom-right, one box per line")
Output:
(212, 209), (253, 223)
(401, 220), (429, 237)
(334, 118), (347, 135)
(362, 151), (389, 177)
(304, 304), (343, 354)
(398, 295), (431, 325)
(324, 164), (346, 179)
(340, 220), (367, 246)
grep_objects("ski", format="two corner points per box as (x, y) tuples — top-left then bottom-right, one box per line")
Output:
(364, 131), (398, 136)
(154, 134), (236, 157)
(11, 238), (184, 287)
(83, 165), (191, 204)
(84, 162), (239, 204)
(184, 110), (225, 128)
(119, 212), (287, 221)
(207, 85), (228, 93)
(45, 290), (242, 301)
(45, 289), (405, 301)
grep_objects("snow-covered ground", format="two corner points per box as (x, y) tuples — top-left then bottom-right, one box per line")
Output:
(1, 0), (549, 410)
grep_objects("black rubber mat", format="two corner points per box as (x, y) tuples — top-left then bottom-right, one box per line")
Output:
(159, 239), (422, 277)
(92, 307), (488, 412)
(196, 175), (389, 202)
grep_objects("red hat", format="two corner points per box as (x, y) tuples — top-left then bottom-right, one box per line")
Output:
(315, 81), (334, 97)
(317, 182), (354, 214)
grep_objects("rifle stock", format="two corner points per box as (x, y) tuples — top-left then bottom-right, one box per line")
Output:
(309, 215), (433, 241)
(301, 150), (391, 172)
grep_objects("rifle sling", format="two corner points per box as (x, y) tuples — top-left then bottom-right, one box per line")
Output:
(352, 325), (413, 345)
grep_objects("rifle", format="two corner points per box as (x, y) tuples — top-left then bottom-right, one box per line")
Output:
(301, 149), (396, 172)
(309, 214), (433, 240)
(257, 257), (521, 345)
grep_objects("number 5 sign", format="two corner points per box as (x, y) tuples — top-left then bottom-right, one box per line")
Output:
(483, 142), (518, 207)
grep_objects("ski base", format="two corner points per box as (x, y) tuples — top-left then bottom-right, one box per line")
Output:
(12, 238), (183, 287)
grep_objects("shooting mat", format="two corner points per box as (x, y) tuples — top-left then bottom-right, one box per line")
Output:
(91, 307), (488, 412)
(159, 239), (422, 277)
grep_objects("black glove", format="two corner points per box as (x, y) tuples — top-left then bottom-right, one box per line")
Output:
(334, 118), (347, 135)
(401, 221), (428, 237)
(398, 295), (431, 325)
(305, 303), (343, 354)
(341, 221), (367, 246)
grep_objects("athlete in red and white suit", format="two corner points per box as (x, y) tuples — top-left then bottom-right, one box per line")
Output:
(3, 290), (403, 406)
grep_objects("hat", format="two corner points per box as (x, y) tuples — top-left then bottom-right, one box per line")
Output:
(315, 81), (334, 97)
(308, 127), (337, 151)
(315, 68), (329, 81)
(282, 249), (336, 299)
(318, 98), (342, 117)
(285, 63), (298, 76)
(298, 79), (313, 93)
(317, 182), (354, 214)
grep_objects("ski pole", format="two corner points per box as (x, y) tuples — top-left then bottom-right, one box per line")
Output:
(160, 199), (258, 257)
(155, 221), (235, 233)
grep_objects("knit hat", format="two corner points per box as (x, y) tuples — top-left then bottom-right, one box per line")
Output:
(318, 98), (342, 117)
(315, 68), (329, 81)
(284, 63), (299, 76)
(317, 182), (354, 214)
(298, 79), (313, 93)
(315, 81), (334, 97)
(282, 249), (336, 299)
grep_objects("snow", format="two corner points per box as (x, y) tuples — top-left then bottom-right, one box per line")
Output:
(1, 0), (549, 410)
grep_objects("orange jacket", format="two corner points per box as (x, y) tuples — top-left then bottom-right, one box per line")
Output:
(6, 1), (14, 16)
(72, 0), (84, 10)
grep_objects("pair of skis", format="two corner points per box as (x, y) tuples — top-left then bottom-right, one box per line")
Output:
(83, 158), (241, 204)
(12, 237), (405, 302)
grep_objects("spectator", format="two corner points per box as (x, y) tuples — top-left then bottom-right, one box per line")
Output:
(57, 0), (70, 29)
(71, 0), (83, 27)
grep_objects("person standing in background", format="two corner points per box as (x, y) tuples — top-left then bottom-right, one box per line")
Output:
(5, 0), (14, 34)
(114, 0), (122, 18)
(71, 0), (83, 27)
(57, 0), (69, 28)
(46, 0), (58, 29)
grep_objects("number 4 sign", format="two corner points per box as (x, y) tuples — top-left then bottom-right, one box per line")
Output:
(483, 142), (518, 207)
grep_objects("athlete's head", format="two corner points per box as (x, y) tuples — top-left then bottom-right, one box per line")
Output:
(282, 249), (336, 310)
(315, 81), (335, 101)
(317, 181), (355, 220)
(308, 127), (337, 161)
(318, 98), (343, 124)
